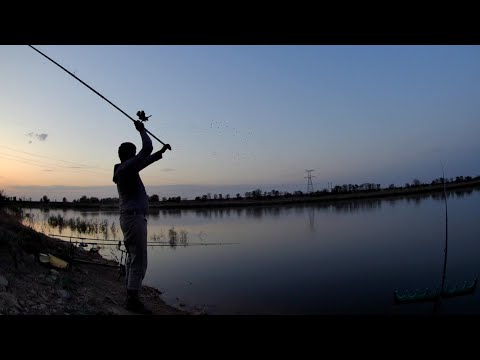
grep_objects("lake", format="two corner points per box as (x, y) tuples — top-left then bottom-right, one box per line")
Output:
(20, 188), (480, 314)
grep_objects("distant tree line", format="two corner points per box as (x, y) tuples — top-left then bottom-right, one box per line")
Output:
(1, 174), (480, 206)
(71, 195), (119, 204)
(190, 175), (480, 202)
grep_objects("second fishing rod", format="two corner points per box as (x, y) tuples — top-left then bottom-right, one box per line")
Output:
(49, 233), (239, 246)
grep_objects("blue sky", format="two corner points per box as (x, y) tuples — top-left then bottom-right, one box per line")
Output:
(0, 45), (479, 200)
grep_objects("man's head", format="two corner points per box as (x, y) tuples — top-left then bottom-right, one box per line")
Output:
(118, 142), (136, 162)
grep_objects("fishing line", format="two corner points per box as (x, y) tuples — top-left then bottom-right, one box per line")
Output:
(28, 45), (170, 148)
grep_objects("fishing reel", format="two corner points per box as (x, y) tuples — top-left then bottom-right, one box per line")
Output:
(136, 110), (151, 122)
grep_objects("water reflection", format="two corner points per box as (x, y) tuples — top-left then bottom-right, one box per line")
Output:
(148, 200), (385, 220)
(307, 206), (315, 232)
(17, 186), (480, 314)
(146, 187), (480, 221)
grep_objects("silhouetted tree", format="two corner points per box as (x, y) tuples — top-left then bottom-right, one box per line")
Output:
(149, 194), (160, 202)
(252, 189), (262, 198)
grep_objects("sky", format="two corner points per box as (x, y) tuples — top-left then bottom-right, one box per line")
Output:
(0, 45), (479, 201)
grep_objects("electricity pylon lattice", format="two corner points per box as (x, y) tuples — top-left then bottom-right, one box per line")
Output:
(305, 170), (315, 193)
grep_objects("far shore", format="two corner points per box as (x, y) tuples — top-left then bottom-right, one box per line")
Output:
(3, 179), (480, 211)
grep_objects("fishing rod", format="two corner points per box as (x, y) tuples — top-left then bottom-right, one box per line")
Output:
(28, 45), (170, 148)
(394, 163), (477, 309)
(49, 233), (239, 246)
(432, 163), (450, 315)
(73, 241), (230, 247)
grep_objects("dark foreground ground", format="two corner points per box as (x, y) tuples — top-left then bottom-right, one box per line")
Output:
(0, 209), (189, 315)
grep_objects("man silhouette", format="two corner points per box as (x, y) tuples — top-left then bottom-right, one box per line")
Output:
(113, 120), (171, 314)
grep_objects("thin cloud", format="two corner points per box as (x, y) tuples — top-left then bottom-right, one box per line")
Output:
(26, 132), (48, 142)
(161, 168), (176, 172)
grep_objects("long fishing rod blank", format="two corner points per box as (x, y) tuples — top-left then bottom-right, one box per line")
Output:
(48, 233), (238, 246)
(28, 45), (170, 149)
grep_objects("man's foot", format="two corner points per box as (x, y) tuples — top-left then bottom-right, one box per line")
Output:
(125, 292), (152, 315)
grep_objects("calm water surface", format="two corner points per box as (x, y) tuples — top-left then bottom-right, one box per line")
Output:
(22, 189), (480, 314)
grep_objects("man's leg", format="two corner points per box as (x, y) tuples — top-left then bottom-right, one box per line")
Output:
(120, 214), (150, 314)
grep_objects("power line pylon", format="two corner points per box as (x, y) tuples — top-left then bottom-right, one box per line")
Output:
(305, 170), (315, 193)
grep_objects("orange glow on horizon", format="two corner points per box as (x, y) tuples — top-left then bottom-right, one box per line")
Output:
(0, 158), (111, 187)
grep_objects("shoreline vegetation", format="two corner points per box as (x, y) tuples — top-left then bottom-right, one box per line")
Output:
(2, 177), (480, 210)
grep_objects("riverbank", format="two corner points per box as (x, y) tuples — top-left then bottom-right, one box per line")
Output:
(0, 210), (188, 315)
(6, 179), (480, 211)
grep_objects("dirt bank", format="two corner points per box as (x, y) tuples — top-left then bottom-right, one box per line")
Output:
(0, 209), (189, 315)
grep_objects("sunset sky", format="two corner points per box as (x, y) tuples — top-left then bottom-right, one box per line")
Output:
(1, 45), (479, 200)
